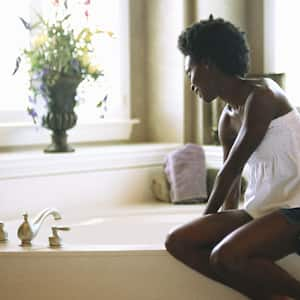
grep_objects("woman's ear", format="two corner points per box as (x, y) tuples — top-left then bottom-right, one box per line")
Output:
(202, 58), (214, 70)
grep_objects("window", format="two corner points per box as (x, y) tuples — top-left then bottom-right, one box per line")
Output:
(273, 0), (300, 106)
(0, 0), (30, 112)
(76, 0), (123, 121)
(0, 0), (134, 146)
(40, 0), (125, 121)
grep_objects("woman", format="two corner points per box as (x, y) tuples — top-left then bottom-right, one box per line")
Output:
(165, 15), (300, 300)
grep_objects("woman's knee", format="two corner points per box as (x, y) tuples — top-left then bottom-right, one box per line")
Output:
(210, 243), (246, 275)
(165, 211), (251, 261)
(165, 227), (185, 257)
(165, 224), (199, 259)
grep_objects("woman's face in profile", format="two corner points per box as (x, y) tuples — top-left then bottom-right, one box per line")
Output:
(184, 55), (217, 103)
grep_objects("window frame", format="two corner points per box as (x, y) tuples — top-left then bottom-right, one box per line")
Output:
(265, 0), (300, 108)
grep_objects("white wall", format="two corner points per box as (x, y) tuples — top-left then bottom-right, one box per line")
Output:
(0, 144), (181, 221)
(141, 0), (248, 143)
(129, 0), (148, 141)
(196, 0), (247, 29)
(1, 167), (160, 221)
(145, 0), (185, 143)
(0, 144), (223, 221)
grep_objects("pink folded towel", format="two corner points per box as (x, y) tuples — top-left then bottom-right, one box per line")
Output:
(164, 144), (207, 204)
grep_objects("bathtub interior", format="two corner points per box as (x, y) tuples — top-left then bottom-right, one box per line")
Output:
(2, 211), (201, 249)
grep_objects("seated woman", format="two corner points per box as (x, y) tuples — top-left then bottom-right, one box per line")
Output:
(165, 15), (300, 300)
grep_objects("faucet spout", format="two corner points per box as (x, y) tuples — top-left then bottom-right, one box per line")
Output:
(33, 208), (61, 226)
(32, 208), (62, 237)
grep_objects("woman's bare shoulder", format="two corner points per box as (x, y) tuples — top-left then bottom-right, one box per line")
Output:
(245, 82), (292, 121)
(218, 105), (238, 146)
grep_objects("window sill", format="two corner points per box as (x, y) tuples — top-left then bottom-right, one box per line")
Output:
(0, 143), (181, 180)
(0, 143), (222, 180)
(0, 119), (140, 148)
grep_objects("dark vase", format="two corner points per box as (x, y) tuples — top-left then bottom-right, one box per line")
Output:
(42, 75), (82, 153)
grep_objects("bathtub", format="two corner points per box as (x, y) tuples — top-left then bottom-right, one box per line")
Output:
(1, 210), (300, 300)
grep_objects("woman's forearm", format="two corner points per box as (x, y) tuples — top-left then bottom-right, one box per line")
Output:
(222, 176), (241, 210)
(204, 167), (241, 215)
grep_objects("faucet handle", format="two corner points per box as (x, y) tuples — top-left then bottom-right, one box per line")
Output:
(49, 226), (70, 248)
(18, 212), (34, 246)
(0, 222), (8, 242)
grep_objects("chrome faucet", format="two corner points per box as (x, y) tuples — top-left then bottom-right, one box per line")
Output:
(17, 208), (62, 246)
(0, 222), (8, 242)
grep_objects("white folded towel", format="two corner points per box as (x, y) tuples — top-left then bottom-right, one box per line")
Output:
(164, 144), (207, 204)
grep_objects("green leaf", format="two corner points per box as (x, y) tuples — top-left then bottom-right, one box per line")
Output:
(19, 17), (31, 30)
(61, 14), (71, 23)
(12, 56), (21, 75)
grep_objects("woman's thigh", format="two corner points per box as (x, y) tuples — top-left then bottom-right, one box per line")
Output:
(214, 210), (300, 261)
(167, 209), (253, 247)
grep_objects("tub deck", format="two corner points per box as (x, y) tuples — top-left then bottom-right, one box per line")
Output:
(0, 205), (243, 300)
(1, 204), (300, 300)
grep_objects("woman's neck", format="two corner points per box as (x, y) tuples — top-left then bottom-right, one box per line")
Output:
(218, 77), (254, 109)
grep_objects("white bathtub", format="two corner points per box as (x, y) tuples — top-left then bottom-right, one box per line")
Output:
(1, 211), (300, 300)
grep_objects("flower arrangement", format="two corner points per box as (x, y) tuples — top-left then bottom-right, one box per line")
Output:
(14, 0), (113, 124)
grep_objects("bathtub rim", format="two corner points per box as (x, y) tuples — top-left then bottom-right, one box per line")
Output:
(0, 242), (167, 256)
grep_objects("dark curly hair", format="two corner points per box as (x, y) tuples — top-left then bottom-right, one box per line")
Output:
(178, 16), (250, 76)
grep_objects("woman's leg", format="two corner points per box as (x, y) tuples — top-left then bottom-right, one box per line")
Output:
(165, 209), (252, 284)
(210, 210), (300, 300)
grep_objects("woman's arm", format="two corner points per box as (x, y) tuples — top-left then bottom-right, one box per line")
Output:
(221, 120), (242, 210)
(215, 106), (242, 211)
(204, 89), (276, 215)
(222, 176), (242, 210)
